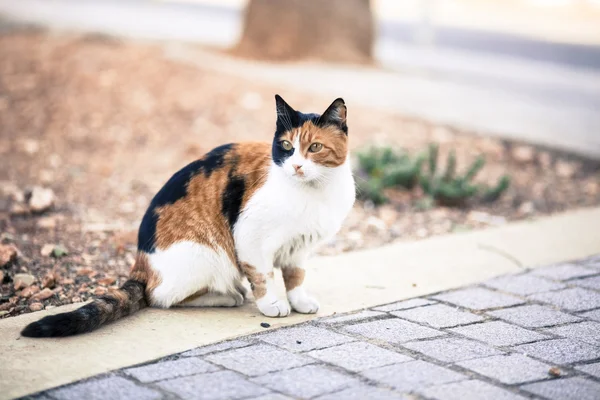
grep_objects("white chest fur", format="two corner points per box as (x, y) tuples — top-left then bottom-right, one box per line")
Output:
(234, 161), (355, 267)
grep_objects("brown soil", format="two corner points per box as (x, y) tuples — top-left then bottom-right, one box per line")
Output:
(1, 32), (599, 318)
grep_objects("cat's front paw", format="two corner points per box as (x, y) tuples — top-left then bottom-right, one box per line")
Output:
(288, 291), (320, 314)
(256, 298), (291, 318)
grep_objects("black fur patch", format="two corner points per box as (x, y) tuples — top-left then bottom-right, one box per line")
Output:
(138, 144), (234, 253)
(222, 173), (246, 228)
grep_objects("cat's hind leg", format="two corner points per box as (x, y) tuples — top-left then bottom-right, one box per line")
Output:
(175, 290), (244, 307)
(147, 241), (242, 308)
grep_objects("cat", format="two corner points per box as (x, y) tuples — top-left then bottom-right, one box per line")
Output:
(21, 95), (356, 337)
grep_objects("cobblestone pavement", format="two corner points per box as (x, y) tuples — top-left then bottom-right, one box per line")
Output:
(29, 255), (600, 400)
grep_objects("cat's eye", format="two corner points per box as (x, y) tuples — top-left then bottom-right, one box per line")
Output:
(309, 143), (323, 153)
(281, 140), (293, 151)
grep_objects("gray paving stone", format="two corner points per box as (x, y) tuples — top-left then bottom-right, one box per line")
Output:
(488, 304), (582, 328)
(251, 365), (358, 399)
(315, 385), (408, 400)
(249, 394), (293, 400)
(124, 357), (219, 382)
(362, 360), (466, 393)
(580, 308), (600, 322)
(576, 362), (600, 379)
(431, 288), (524, 310)
(529, 288), (600, 311)
(531, 264), (598, 281)
(449, 321), (547, 346)
(456, 354), (552, 384)
(157, 370), (269, 400)
(259, 326), (354, 352)
(402, 337), (502, 363)
(206, 344), (313, 376)
(422, 380), (527, 400)
(571, 275), (600, 290)
(181, 339), (251, 357)
(581, 259), (600, 269)
(320, 310), (385, 324)
(512, 338), (600, 364)
(344, 318), (444, 343)
(372, 298), (435, 312)
(50, 376), (161, 400)
(545, 321), (600, 346)
(307, 342), (412, 372)
(391, 304), (484, 328)
(483, 274), (566, 295)
(522, 377), (600, 400)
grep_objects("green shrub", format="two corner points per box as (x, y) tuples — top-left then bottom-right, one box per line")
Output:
(354, 144), (510, 207)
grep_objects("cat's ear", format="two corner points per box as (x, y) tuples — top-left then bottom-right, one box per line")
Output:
(275, 94), (297, 128)
(320, 98), (347, 134)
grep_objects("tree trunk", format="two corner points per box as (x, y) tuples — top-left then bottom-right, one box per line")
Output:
(234, 0), (374, 64)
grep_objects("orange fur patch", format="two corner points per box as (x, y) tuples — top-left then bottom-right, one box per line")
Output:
(241, 262), (267, 300)
(279, 121), (347, 167)
(130, 252), (162, 295)
(152, 142), (272, 267)
(282, 267), (305, 291)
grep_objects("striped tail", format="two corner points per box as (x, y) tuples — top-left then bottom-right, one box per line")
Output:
(21, 279), (147, 338)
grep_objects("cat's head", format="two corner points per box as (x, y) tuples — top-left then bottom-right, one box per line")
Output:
(272, 95), (348, 185)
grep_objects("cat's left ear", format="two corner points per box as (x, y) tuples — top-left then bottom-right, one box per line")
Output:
(320, 98), (347, 135)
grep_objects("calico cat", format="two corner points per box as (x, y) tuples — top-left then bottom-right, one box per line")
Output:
(21, 95), (355, 337)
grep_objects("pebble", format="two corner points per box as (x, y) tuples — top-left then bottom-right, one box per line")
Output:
(260, 322), (271, 328)
(40, 244), (55, 257)
(28, 186), (55, 213)
(555, 160), (577, 178)
(37, 216), (59, 229)
(13, 273), (35, 290)
(548, 367), (561, 377)
(20, 285), (40, 298)
(0, 270), (4, 283)
(0, 244), (18, 267)
(511, 145), (535, 163)
(518, 201), (535, 216)
(29, 302), (44, 312)
(33, 288), (54, 301)
(94, 286), (108, 295)
(366, 216), (386, 232)
(585, 181), (599, 196)
(42, 272), (56, 289)
(71, 296), (82, 303)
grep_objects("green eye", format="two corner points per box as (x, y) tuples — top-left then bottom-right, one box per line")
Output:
(281, 140), (293, 151)
(309, 143), (323, 153)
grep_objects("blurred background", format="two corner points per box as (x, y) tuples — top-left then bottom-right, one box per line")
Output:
(1, 0), (600, 317)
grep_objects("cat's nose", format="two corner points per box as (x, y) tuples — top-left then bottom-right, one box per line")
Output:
(292, 164), (303, 172)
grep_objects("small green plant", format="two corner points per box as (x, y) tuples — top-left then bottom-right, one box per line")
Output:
(354, 144), (510, 207)
(355, 146), (425, 204)
(419, 144), (510, 206)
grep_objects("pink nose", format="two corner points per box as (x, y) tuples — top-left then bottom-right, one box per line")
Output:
(293, 164), (302, 172)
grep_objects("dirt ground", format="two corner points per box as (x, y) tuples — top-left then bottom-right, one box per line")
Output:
(1, 32), (599, 318)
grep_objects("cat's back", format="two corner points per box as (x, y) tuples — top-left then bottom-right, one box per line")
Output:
(138, 142), (272, 254)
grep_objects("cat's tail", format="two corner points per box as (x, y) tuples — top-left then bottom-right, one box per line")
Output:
(20, 279), (147, 338)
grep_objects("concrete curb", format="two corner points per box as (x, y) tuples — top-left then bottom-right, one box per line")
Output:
(1, 207), (599, 399)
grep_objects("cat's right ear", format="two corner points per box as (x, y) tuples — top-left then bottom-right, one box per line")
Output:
(275, 95), (297, 131)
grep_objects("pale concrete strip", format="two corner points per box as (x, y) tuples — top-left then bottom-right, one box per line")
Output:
(1, 207), (599, 399)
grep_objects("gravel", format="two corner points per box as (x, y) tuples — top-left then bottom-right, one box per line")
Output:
(2, 31), (599, 318)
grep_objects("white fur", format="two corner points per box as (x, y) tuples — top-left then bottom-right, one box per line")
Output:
(287, 286), (319, 314)
(235, 158), (355, 316)
(148, 241), (242, 308)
